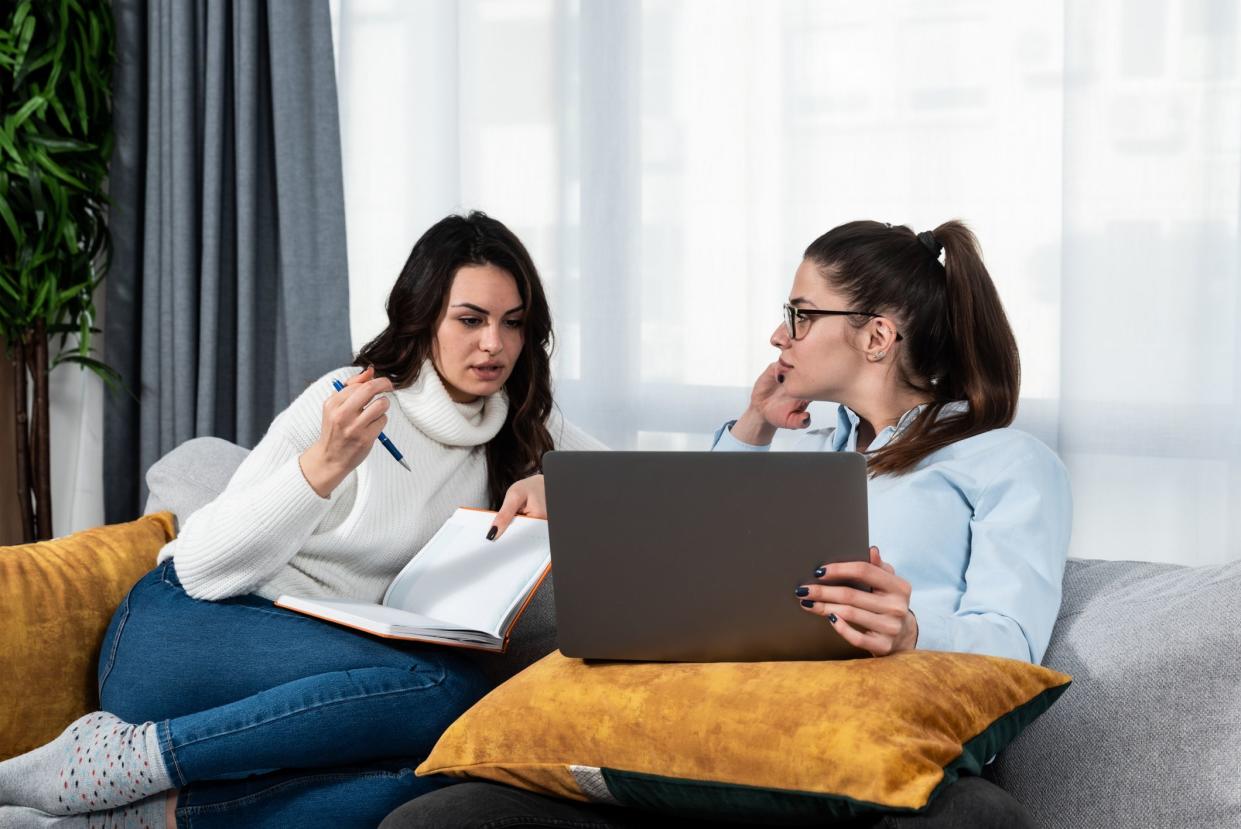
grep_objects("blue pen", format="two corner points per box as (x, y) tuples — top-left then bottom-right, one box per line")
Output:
(332, 378), (411, 472)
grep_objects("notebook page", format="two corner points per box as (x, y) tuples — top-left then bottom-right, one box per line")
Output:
(382, 508), (549, 637)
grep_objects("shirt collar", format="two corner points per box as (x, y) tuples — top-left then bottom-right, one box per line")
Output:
(832, 400), (967, 453)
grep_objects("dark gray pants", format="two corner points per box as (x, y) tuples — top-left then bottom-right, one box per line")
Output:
(381, 776), (1036, 829)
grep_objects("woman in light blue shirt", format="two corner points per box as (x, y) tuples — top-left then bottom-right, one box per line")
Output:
(393, 220), (1070, 829)
(714, 220), (1071, 666)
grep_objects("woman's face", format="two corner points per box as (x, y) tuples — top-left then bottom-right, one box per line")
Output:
(431, 263), (526, 403)
(770, 259), (870, 401)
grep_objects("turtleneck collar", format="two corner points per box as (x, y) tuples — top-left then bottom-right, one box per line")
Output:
(393, 360), (509, 447)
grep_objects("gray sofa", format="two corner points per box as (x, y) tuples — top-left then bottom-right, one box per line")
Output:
(146, 437), (1241, 828)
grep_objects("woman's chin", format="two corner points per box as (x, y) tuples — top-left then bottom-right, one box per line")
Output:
(451, 374), (508, 400)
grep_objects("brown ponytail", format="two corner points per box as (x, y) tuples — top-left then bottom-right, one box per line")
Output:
(803, 220), (1020, 476)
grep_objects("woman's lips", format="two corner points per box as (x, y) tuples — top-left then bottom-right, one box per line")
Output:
(777, 358), (794, 371)
(471, 365), (503, 380)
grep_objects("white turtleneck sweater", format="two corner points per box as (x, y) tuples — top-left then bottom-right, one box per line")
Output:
(157, 362), (605, 602)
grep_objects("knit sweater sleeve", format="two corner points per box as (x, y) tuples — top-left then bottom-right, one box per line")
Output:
(546, 406), (608, 451)
(168, 369), (356, 600)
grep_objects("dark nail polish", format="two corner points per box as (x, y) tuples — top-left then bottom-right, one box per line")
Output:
(795, 586), (809, 597)
(802, 415), (811, 427)
(486, 526), (498, 541)
(800, 599), (814, 608)
(827, 613), (838, 624)
(777, 374), (785, 383)
(814, 567), (826, 578)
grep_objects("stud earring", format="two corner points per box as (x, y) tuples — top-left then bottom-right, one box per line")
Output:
(873, 350), (887, 361)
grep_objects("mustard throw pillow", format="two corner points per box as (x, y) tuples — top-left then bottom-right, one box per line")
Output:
(0, 513), (175, 760)
(419, 650), (1071, 822)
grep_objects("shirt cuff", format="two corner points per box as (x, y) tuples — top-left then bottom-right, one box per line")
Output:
(711, 421), (772, 452)
(910, 604), (951, 653)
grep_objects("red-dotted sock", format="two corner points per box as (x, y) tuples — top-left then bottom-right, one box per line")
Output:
(0, 794), (166, 829)
(0, 713), (172, 816)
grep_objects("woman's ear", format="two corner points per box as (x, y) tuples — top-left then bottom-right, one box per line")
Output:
(865, 317), (900, 362)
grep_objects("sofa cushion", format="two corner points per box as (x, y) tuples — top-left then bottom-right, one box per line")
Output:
(991, 557), (1241, 828)
(143, 436), (250, 525)
(418, 650), (1070, 823)
(0, 513), (176, 760)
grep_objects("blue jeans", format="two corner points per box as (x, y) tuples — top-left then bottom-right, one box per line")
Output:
(97, 561), (492, 828)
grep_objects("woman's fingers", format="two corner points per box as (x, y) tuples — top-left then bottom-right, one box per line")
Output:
(346, 365), (374, 385)
(816, 561), (910, 598)
(813, 602), (902, 637)
(798, 601), (895, 656)
(869, 545), (896, 575)
(488, 488), (525, 542)
(781, 401), (812, 430)
(798, 584), (897, 615)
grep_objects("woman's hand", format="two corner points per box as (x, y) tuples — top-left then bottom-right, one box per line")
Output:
(730, 362), (812, 446)
(299, 366), (394, 498)
(488, 474), (547, 540)
(797, 546), (919, 656)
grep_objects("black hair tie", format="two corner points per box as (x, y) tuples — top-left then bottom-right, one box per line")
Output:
(917, 231), (942, 258)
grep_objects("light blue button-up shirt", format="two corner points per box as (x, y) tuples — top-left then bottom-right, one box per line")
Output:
(712, 403), (1072, 664)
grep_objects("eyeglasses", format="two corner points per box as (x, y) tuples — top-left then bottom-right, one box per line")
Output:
(782, 302), (903, 342)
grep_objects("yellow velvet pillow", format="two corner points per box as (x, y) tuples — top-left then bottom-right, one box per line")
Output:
(419, 650), (1070, 822)
(0, 513), (175, 760)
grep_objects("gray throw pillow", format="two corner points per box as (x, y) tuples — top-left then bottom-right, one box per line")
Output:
(991, 557), (1241, 828)
(143, 436), (250, 527)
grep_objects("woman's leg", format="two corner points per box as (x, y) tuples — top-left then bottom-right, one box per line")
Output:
(379, 776), (1034, 829)
(168, 761), (446, 829)
(1, 649), (487, 817)
(98, 561), (479, 722)
(0, 561), (490, 817)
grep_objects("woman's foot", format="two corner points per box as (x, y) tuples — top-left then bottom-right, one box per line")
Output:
(0, 793), (165, 828)
(0, 713), (172, 815)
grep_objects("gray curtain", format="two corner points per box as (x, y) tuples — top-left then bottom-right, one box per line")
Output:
(104, 0), (352, 522)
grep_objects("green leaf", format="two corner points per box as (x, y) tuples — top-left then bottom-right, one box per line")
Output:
(70, 71), (87, 134)
(48, 96), (72, 134)
(0, 272), (20, 303)
(0, 129), (21, 165)
(13, 0), (32, 34)
(32, 278), (52, 315)
(0, 190), (23, 245)
(12, 15), (37, 83)
(28, 136), (94, 153)
(51, 354), (126, 396)
(10, 95), (46, 130)
(31, 147), (86, 190)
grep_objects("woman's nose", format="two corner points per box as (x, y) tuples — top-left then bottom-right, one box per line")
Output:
(480, 324), (503, 353)
(770, 324), (790, 349)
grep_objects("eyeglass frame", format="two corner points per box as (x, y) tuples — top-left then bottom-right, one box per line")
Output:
(782, 302), (904, 342)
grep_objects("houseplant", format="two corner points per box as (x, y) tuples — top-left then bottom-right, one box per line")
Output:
(0, 0), (115, 542)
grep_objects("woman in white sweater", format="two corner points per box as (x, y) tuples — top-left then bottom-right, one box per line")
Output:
(0, 212), (602, 829)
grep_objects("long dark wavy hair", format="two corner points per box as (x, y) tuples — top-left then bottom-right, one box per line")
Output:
(804, 220), (1020, 476)
(354, 212), (555, 508)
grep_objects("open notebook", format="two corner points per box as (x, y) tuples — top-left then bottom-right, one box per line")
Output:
(274, 508), (549, 652)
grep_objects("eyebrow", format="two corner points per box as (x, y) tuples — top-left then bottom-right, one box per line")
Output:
(788, 297), (821, 308)
(451, 302), (526, 316)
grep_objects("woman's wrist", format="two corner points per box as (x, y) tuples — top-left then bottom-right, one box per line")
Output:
(730, 408), (778, 446)
(298, 444), (343, 499)
(896, 610), (919, 652)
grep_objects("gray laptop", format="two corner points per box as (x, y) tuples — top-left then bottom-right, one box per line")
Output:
(543, 450), (871, 662)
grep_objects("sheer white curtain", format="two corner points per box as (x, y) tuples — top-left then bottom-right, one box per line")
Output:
(330, 0), (1241, 566)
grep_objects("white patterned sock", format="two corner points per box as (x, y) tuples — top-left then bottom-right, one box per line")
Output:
(0, 794), (166, 829)
(0, 713), (172, 816)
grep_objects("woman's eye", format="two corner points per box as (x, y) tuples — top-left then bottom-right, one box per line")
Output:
(504, 319), (524, 329)
(459, 317), (482, 327)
